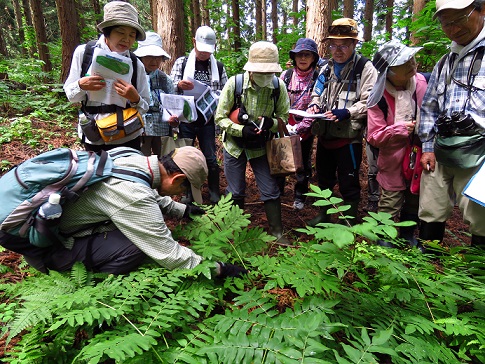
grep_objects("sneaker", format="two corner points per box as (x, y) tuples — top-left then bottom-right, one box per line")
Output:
(366, 200), (378, 213)
(293, 200), (304, 210)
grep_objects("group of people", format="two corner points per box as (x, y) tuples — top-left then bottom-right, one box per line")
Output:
(1, 0), (484, 277)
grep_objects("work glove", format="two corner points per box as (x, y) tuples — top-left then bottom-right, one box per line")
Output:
(331, 108), (351, 122)
(242, 125), (260, 141)
(216, 262), (248, 278)
(183, 204), (205, 219)
(258, 116), (274, 131)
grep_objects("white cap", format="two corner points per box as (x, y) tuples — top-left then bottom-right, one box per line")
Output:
(48, 194), (61, 204)
(134, 31), (171, 59)
(434, 0), (474, 19)
(195, 26), (216, 53)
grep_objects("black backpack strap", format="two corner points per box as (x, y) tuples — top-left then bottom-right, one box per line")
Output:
(271, 76), (280, 113)
(377, 96), (389, 120)
(181, 56), (188, 75)
(217, 60), (224, 80)
(81, 40), (97, 78)
(283, 68), (293, 88)
(354, 55), (369, 77)
(232, 73), (244, 112)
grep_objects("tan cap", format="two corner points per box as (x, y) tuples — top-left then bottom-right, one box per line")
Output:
(433, 0), (474, 19)
(325, 18), (362, 41)
(97, 1), (146, 41)
(243, 41), (282, 73)
(172, 147), (208, 204)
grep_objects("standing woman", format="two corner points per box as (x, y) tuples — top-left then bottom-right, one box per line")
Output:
(366, 40), (427, 247)
(63, 1), (150, 152)
(280, 38), (320, 210)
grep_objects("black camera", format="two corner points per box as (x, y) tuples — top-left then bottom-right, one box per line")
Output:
(436, 113), (453, 137)
(237, 104), (250, 125)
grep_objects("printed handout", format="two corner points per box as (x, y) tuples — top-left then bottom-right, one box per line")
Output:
(463, 162), (485, 207)
(289, 109), (332, 120)
(159, 94), (197, 124)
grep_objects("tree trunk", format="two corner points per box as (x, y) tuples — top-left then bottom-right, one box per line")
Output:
(411, 0), (426, 45)
(292, 0), (298, 27)
(201, 0), (209, 25)
(271, 0), (278, 43)
(386, 0), (394, 39)
(193, 0), (201, 32)
(21, 0), (34, 57)
(231, 0), (241, 51)
(343, 0), (354, 19)
(29, 0), (52, 73)
(306, 0), (329, 57)
(262, 0), (267, 40)
(55, 0), (80, 82)
(363, 0), (374, 42)
(154, 0), (186, 73)
(255, 0), (262, 40)
(12, 0), (25, 55)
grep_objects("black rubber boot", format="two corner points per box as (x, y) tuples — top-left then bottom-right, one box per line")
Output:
(399, 212), (419, 248)
(307, 206), (331, 227)
(264, 198), (291, 245)
(419, 221), (446, 243)
(471, 234), (485, 248)
(342, 199), (360, 225)
(208, 166), (221, 204)
(231, 197), (245, 210)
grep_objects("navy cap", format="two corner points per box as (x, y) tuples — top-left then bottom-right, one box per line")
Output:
(289, 38), (319, 61)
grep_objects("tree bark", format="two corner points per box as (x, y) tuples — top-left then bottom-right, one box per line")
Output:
(55, 0), (80, 82)
(29, 0), (52, 73)
(21, 0), (34, 57)
(386, 0), (394, 39)
(306, 0), (329, 57)
(12, 0), (25, 55)
(411, 0), (426, 45)
(292, 0), (298, 27)
(343, 0), (354, 19)
(201, 0), (209, 25)
(231, 0), (241, 51)
(193, 0), (201, 31)
(154, 0), (186, 73)
(363, 0), (374, 42)
(271, 0), (278, 43)
(262, 0), (267, 40)
(255, 0), (262, 40)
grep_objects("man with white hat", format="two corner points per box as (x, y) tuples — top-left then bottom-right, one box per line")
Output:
(170, 26), (228, 204)
(134, 32), (178, 157)
(418, 0), (485, 248)
(215, 41), (291, 245)
(305, 18), (377, 227)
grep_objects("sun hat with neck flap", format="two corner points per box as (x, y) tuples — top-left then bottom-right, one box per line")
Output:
(243, 41), (282, 73)
(97, 1), (146, 41)
(367, 40), (422, 108)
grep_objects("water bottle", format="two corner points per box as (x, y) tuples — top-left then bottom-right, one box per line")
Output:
(38, 193), (63, 220)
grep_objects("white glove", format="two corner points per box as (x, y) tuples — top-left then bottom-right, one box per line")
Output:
(286, 124), (298, 135)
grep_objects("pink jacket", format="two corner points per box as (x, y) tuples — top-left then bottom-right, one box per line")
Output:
(367, 73), (427, 191)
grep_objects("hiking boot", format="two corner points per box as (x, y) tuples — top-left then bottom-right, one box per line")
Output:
(366, 200), (378, 213)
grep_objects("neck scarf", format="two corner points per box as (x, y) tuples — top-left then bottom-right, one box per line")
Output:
(182, 49), (220, 83)
(385, 75), (419, 127)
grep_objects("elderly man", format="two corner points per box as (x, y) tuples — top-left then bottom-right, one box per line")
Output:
(306, 18), (378, 226)
(418, 0), (485, 248)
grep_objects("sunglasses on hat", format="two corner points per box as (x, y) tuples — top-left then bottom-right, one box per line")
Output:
(328, 25), (357, 35)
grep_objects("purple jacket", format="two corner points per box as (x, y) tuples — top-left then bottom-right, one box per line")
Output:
(367, 73), (427, 191)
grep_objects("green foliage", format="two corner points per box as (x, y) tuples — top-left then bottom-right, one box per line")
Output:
(2, 190), (485, 363)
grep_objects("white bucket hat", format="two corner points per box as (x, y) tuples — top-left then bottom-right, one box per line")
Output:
(195, 26), (216, 53)
(97, 1), (146, 41)
(367, 40), (422, 108)
(433, 0), (475, 19)
(243, 41), (282, 73)
(134, 32), (170, 59)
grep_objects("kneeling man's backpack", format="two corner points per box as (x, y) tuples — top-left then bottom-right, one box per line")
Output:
(0, 147), (152, 247)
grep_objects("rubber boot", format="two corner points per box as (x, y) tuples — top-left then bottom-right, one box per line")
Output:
(399, 212), (420, 248)
(264, 198), (291, 245)
(419, 221), (445, 243)
(275, 176), (286, 196)
(471, 234), (485, 248)
(231, 197), (245, 210)
(307, 206), (331, 227)
(342, 199), (360, 225)
(208, 166), (221, 204)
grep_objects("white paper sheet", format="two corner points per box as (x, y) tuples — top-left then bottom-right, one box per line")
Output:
(289, 109), (333, 120)
(159, 94), (197, 123)
(463, 162), (485, 207)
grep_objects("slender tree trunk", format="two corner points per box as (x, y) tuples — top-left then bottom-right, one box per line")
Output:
(55, 0), (80, 82)
(292, 0), (298, 27)
(306, 0), (329, 57)
(193, 0), (201, 31)
(255, 0), (262, 40)
(386, 0), (394, 39)
(411, 0), (426, 44)
(12, 0), (25, 55)
(0, 27), (7, 58)
(201, 0), (209, 25)
(271, 0), (278, 43)
(231, 0), (241, 51)
(343, 0), (354, 18)
(21, 0), (34, 57)
(29, 0), (52, 73)
(262, 0), (267, 40)
(363, 0), (374, 42)
(154, 0), (186, 73)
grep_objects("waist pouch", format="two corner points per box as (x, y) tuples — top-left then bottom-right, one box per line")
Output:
(96, 107), (144, 143)
(312, 118), (364, 139)
(434, 134), (485, 168)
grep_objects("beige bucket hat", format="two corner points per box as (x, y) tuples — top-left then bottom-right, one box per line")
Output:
(97, 1), (146, 41)
(243, 41), (282, 73)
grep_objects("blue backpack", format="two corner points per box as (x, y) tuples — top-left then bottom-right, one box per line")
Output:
(0, 147), (152, 247)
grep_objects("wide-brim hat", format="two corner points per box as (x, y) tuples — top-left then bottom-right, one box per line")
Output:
(134, 31), (170, 59)
(172, 147), (208, 205)
(325, 18), (362, 41)
(195, 26), (216, 53)
(97, 1), (146, 41)
(433, 0), (474, 19)
(367, 40), (422, 108)
(289, 38), (319, 61)
(244, 41), (282, 73)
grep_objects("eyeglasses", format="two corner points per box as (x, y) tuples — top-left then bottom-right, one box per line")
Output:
(328, 25), (357, 36)
(439, 8), (475, 29)
(295, 52), (314, 58)
(329, 44), (351, 51)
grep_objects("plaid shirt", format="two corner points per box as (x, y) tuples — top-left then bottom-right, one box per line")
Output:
(58, 155), (202, 270)
(170, 56), (228, 93)
(144, 70), (175, 137)
(419, 38), (485, 153)
(215, 72), (290, 159)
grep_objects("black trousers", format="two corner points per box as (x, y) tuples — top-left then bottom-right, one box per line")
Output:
(0, 230), (146, 274)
